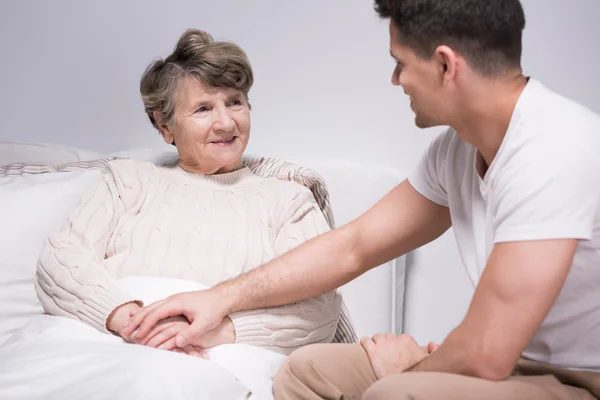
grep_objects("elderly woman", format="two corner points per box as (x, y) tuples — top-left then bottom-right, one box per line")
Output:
(35, 29), (342, 357)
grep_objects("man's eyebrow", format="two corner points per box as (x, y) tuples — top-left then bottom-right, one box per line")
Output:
(390, 51), (400, 61)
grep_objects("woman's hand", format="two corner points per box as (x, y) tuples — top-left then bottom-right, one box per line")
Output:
(107, 302), (142, 342)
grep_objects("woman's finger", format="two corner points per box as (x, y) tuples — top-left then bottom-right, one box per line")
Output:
(181, 345), (203, 358)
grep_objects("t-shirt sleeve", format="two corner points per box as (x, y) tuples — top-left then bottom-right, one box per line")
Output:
(407, 129), (453, 207)
(492, 143), (600, 243)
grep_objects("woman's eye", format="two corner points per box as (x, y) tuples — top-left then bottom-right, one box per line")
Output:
(230, 99), (241, 106)
(197, 106), (208, 113)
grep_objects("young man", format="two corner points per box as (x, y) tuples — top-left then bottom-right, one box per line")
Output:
(124, 0), (600, 398)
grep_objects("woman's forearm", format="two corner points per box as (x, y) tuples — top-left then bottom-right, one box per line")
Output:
(35, 171), (140, 333)
(229, 291), (342, 355)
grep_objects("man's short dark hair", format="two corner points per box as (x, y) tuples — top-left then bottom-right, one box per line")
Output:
(374, 0), (526, 76)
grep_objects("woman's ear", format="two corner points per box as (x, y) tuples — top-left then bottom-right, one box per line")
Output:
(153, 111), (175, 145)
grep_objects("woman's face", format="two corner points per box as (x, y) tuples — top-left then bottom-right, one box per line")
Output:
(160, 78), (251, 175)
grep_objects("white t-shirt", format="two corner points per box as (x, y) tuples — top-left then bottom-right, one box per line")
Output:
(408, 78), (600, 371)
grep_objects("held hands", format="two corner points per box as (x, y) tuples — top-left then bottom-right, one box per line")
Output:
(360, 333), (438, 379)
(119, 288), (233, 349)
(107, 303), (205, 356)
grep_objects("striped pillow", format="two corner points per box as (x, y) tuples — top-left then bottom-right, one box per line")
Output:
(0, 158), (116, 176)
(1, 156), (358, 344)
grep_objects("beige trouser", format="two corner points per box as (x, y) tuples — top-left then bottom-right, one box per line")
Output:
(273, 344), (600, 400)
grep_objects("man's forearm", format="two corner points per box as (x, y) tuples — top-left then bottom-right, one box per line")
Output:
(215, 180), (452, 315)
(406, 328), (512, 381)
(218, 224), (364, 314)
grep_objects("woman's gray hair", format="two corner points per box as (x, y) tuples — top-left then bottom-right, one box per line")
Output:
(140, 29), (254, 131)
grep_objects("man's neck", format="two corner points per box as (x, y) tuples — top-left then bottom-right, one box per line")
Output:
(452, 74), (528, 169)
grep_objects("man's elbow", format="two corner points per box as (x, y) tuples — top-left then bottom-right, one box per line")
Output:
(339, 221), (372, 277)
(468, 351), (515, 381)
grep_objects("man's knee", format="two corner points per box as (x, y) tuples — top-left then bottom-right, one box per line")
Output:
(273, 345), (325, 396)
(363, 373), (438, 400)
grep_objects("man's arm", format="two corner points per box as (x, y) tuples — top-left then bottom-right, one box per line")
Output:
(124, 180), (450, 341)
(406, 238), (578, 380)
(221, 179), (451, 313)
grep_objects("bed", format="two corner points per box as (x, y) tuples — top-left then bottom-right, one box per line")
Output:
(0, 142), (406, 399)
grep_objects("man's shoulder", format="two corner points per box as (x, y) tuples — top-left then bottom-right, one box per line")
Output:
(520, 80), (600, 143)
(496, 80), (600, 173)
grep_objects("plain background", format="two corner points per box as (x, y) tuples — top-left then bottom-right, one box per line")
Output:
(1, 0), (598, 344)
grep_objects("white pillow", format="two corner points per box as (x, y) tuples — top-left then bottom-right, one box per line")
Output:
(0, 170), (102, 345)
(0, 141), (103, 165)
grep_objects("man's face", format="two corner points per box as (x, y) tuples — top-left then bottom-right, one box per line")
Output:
(389, 22), (448, 128)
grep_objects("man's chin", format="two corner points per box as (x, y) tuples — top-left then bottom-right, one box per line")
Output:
(414, 119), (433, 129)
(414, 115), (440, 129)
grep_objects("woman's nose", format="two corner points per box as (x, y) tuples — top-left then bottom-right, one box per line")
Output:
(212, 106), (235, 131)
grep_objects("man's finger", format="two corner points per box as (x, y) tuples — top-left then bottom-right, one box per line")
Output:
(175, 319), (214, 348)
(140, 317), (183, 346)
(427, 341), (439, 353)
(360, 336), (375, 355)
(145, 324), (180, 348)
(158, 336), (178, 351)
(121, 300), (165, 336)
(372, 333), (384, 343)
(135, 318), (171, 345)
(135, 300), (184, 339)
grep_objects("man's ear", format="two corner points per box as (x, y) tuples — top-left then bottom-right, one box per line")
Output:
(435, 45), (458, 84)
(153, 111), (175, 145)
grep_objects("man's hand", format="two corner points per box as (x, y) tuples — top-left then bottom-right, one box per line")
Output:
(135, 315), (236, 351)
(121, 289), (232, 348)
(136, 315), (192, 348)
(191, 316), (236, 348)
(360, 333), (434, 380)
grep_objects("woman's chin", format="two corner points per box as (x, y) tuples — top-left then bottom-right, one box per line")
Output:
(209, 140), (245, 163)
(209, 155), (244, 174)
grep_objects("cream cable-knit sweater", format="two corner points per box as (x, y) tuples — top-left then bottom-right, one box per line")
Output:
(35, 159), (342, 355)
